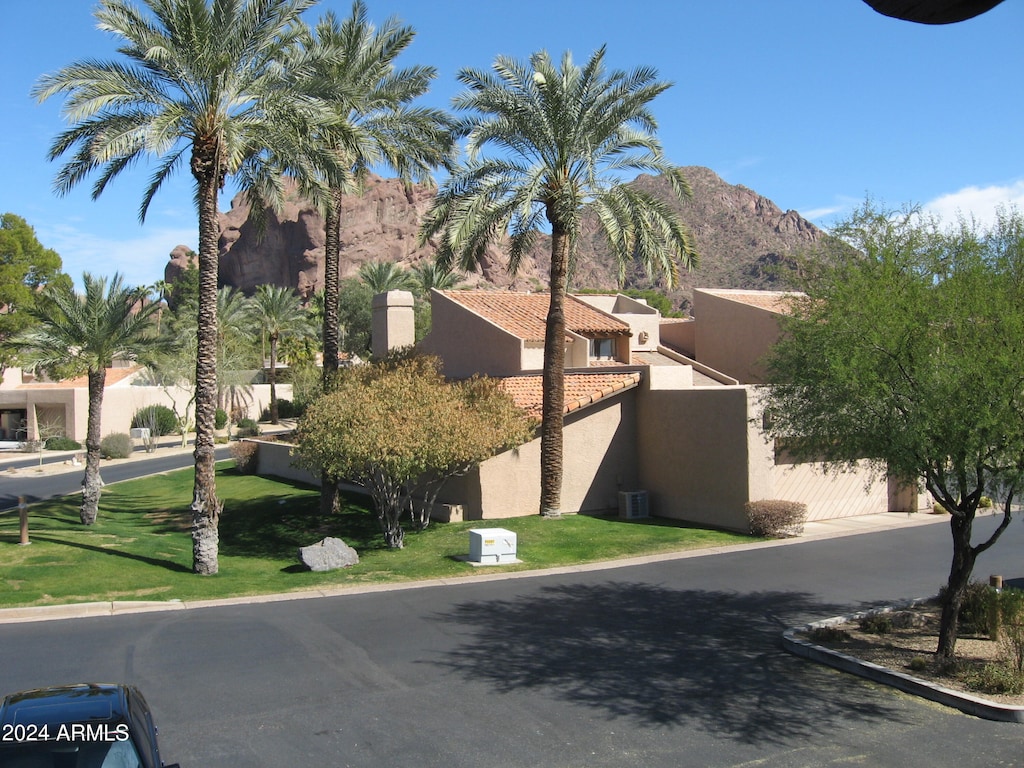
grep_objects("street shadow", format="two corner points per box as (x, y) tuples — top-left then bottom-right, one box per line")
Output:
(27, 534), (191, 572)
(430, 582), (910, 746)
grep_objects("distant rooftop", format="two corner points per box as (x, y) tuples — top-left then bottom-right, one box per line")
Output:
(699, 289), (802, 315)
(437, 291), (631, 342)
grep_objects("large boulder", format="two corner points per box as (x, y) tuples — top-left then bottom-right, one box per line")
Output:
(298, 537), (360, 572)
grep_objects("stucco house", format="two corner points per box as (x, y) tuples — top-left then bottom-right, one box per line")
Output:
(0, 363), (279, 447)
(352, 287), (920, 532)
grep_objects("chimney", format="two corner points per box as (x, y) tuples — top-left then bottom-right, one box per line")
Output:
(372, 290), (416, 358)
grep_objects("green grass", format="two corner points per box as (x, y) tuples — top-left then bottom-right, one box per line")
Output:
(0, 464), (754, 609)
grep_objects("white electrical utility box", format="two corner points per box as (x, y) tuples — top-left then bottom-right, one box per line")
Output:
(468, 528), (518, 564)
(129, 428), (150, 440)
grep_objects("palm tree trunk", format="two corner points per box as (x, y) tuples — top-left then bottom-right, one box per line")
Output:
(80, 368), (106, 525)
(320, 187), (344, 516)
(269, 334), (279, 424)
(540, 216), (570, 517)
(190, 147), (223, 575)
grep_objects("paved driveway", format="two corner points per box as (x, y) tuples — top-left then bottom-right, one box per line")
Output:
(2, 514), (1022, 767)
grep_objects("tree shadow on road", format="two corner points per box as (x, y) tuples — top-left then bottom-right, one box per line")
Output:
(431, 582), (911, 746)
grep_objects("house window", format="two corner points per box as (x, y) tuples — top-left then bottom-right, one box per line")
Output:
(590, 337), (615, 359)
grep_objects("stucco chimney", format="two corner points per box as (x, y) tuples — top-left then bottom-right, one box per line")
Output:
(372, 290), (416, 358)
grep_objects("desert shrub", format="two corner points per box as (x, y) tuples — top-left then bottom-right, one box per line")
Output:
(908, 656), (928, 672)
(807, 625), (850, 644)
(215, 408), (228, 430)
(131, 405), (178, 436)
(44, 436), (81, 451)
(963, 663), (1024, 695)
(745, 500), (807, 538)
(235, 417), (261, 438)
(19, 440), (42, 453)
(260, 399), (301, 420)
(229, 440), (259, 474)
(100, 432), (133, 459)
(990, 588), (1024, 672)
(979, 495), (993, 508)
(932, 500), (947, 513)
(859, 614), (893, 635)
(943, 580), (998, 636)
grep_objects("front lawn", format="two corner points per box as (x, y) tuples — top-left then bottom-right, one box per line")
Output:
(0, 464), (753, 608)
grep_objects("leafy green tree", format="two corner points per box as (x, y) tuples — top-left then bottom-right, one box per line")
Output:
(295, 354), (534, 548)
(14, 274), (161, 524)
(337, 279), (374, 357)
(761, 202), (1024, 659)
(252, 284), (313, 423)
(34, 0), (339, 574)
(165, 252), (199, 313)
(420, 47), (698, 517)
(0, 213), (67, 371)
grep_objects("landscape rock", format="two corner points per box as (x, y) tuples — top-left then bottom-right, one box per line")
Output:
(298, 537), (360, 572)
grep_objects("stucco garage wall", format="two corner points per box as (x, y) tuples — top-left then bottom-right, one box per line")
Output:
(637, 385), (756, 531)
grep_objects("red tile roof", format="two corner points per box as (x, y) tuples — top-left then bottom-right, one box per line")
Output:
(437, 291), (630, 342)
(20, 365), (143, 389)
(500, 371), (641, 420)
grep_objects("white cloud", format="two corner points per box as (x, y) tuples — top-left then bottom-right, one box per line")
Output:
(803, 205), (845, 220)
(922, 180), (1024, 229)
(38, 223), (197, 289)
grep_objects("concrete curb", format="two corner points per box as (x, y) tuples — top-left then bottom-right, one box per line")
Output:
(782, 603), (1024, 723)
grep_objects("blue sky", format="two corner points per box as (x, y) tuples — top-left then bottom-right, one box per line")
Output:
(2, 0), (1022, 290)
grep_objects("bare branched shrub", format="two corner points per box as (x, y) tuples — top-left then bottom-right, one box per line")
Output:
(229, 440), (259, 474)
(745, 499), (807, 538)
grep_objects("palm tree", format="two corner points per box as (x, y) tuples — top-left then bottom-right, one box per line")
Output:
(357, 260), (415, 294)
(301, 2), (452, 514)
(420, 47), (698, 517)
(14, 273), (160, 524)
(252, 284), (312, 423)
(33, 0), (338, 574)
(410, 261), (463, 300)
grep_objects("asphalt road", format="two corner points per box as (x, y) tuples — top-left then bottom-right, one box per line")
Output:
(2, 514), (1024, 767)
(0, 446), (231, 511)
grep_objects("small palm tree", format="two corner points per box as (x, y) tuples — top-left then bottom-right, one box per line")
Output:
(421, 47), (698, 517)
(33, 0), (339, 574)
(252, 284), (312, 423)
(411, 261), (463, 300)
(357, 260), (415, 294)
(15, 274), (160, 524)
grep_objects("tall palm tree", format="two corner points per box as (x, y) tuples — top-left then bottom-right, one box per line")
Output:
(420, 47), (699, 517)
(252, 284), (312, 423)
(33, 0), (338, 574)
(301, 2), (452, 514)
(357, 260), (415, 293)
(14, 273), (160, 524)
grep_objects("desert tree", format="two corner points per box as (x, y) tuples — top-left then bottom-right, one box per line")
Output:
(761, 202), (1024, 658)
(420, 47), (698, 516)
(295, 353), (533, 549)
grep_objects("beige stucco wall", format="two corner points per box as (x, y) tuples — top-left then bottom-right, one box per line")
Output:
(438, 391), (639, 518)
(577, 294), (660, 352)
(420, 292), (525, 377)
(254, 439), (320, 485)
(692, 290), (784, 384)
(636, 383), (759, 531)
(659, 319), (696, 357)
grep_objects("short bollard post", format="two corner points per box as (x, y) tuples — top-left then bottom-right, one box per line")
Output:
(990, 574), (1003, 591)
(19, 495), (30, 546)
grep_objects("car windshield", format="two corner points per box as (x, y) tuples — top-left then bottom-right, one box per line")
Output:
(0, 738), (143, 768)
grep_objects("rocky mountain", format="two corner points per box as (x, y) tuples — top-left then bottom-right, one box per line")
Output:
(164, 166), (843, 310)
